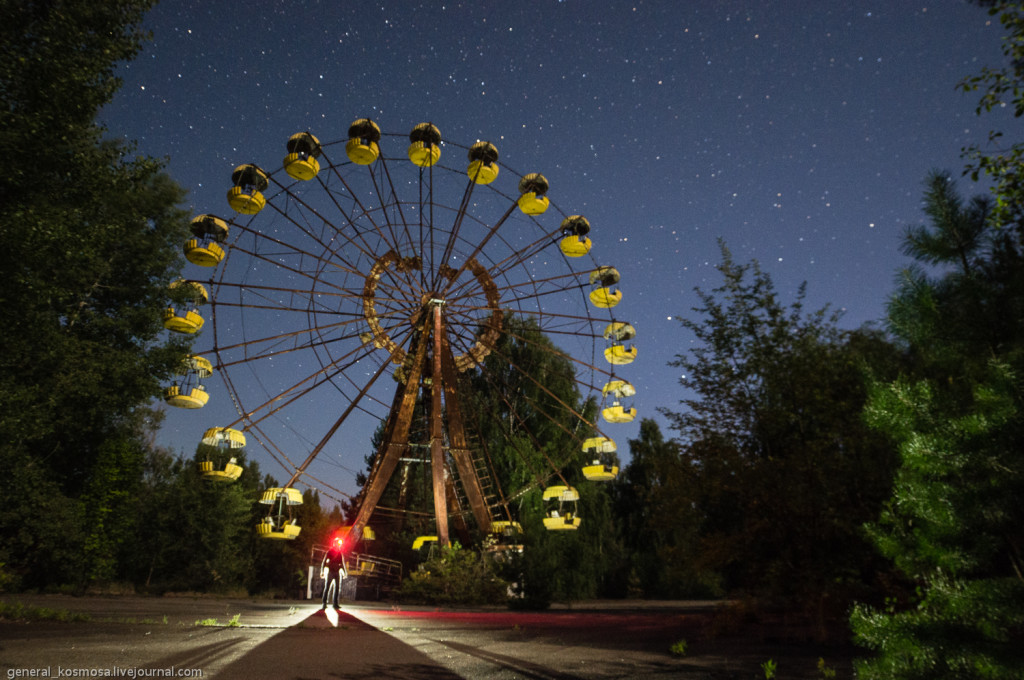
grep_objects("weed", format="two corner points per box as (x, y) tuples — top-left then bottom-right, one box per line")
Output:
(228, 613), (241, 627)
(670, 639), (688, 657)
(761, 659), (777, 679)
(195, 618), (218, 627)
(817, 657), (836, 679)
(0, 601), (89, 623)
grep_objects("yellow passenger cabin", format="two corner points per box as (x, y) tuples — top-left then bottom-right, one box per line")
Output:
(346, 118), (382, 165)
(184, 214), (229, 267)
(226, 164), (269, 215)
(408, 123), (442, 167)
(283, 131), (322, 181)
(517, 173), (550, 215)
(559, 215), (592, 257)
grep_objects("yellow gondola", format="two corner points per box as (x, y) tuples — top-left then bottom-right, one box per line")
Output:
(517, 173), (549, 215)
(257, 487), (303, 540)
(603, 320), (637, 365)
(488, 521), (524, 552)
(467, 141), (499, 184)
(489, 520), (523, 538)
(408, 123), (442, 167)
(601, 379), (637, 423)
(412, 535), (438, 550)
(226, 164), (269, 214)
(589, 266), (622, 308)
(604, 344), (638, 365)
(184, 214), (229, 267)
(198, 427), (245, 482)
(542, 486), (581, 531)
(336, 525), (376, 543)
(283, 132), (322, 181)
(163, 280), (208, 334)
(559, 215), (592, 257)
(163, 355), (213, 409)
(346, 118), (382, 165)
(582, 436), (619, 481)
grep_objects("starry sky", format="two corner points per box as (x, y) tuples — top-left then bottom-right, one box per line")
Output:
(100, 1), (1020, 503)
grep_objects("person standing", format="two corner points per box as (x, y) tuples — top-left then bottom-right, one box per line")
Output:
(320, 536), (347, 609)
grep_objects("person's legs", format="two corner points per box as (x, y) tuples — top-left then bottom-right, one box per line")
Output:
(332, 573), (340, 607)
(321, 577), (331, 608)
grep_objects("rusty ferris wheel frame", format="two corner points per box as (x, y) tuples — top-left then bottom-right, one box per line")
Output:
(197, 121), (632, 546)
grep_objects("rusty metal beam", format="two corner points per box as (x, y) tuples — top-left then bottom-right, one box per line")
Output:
(429, 302), (450, 546)
(440, 332), (494, 532)
(349, 318), (431, 540)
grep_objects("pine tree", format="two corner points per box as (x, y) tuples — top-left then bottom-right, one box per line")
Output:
(850, 173), (1024, 679)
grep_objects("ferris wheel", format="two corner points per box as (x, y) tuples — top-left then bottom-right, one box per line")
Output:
(162, 119), (638, 546)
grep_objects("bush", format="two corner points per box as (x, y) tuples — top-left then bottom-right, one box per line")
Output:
(397, 541), (508, 606)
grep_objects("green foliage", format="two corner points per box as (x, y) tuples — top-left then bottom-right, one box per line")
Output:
(467, 313), (596, 497)
(669, 639), (688, 657)
(958, 2), (1024, 228)
(124, 448), (256, 593)
(0, 0), (192, 590)
(659, 241), (901, 612)
(851, 174), (1024, 678)
(0, 601), (90, 623)
(613, 419), (719, 598)
(761, 658), (777, 679)
(398, 542), (508, 605)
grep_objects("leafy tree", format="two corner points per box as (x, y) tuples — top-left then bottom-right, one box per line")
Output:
(466, 314), (619, 605)
(127, 447), (256, 593)
(612, 419), (713, 598)
(0, 1), (191, 587)
(466, 313), (596, 498)
(850, 173), (1024, 679)
(661, 242), (901, 620)
(959, 1), (1024, 230)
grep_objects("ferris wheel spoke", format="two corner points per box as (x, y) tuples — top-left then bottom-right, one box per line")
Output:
(281, 351), (397, 489)
(436, 202), (518, 295)
(215, 330), (352, 368)
(433, 176), (484, 281)
(226, 343), (382, 428)
(214, 325), (367, 370)
(227, 236), (364, 292)
(262, 181), (374, 271)
(464, 348), (581, 488)
(251, 226), (366, 282)
(479, 230), (567, 282)
(500, 325), (612, 391)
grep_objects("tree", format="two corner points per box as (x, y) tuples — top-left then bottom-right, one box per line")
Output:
(850, 173), (1024, 679)
(612, 419), (713, 598)
(465, 314), (622, 605)
(959, 1), (1024, 230)
(661, 242), (901, 621)
(0, 0), (192, 588)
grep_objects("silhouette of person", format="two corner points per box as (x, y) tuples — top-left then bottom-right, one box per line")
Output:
(320, 536), (347, 609)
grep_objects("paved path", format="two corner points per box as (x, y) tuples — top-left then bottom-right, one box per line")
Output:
(0, 595), (853, 679)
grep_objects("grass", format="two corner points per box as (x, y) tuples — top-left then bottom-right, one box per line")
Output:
(194, 613), (242, 628)
(0, 600), (90, 623)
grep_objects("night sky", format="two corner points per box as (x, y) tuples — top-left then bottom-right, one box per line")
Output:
(99, 1), (1021, 503)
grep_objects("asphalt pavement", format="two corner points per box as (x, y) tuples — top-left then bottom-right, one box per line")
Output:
(0, 595), (854, 679)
